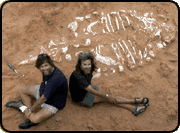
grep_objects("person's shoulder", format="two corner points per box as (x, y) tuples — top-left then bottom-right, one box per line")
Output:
(52, 66), (65, 79)
(73, 70), (82, 75)
(70, 70), (81, 78)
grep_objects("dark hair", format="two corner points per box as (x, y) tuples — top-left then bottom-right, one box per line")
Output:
(75, 51), (97, 73)
(35, 53), (55, 69)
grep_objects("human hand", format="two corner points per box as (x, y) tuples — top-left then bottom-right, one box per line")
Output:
(24, 109), (32, 119)
(106, 95), (117, 104)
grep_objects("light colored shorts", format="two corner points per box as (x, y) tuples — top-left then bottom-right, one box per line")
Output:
(78, 85), (99, 108)
(35, 85), (58, 114)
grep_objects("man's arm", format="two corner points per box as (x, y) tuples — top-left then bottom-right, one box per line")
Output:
(30, 95), (47, 112)
(85, 85), (106, 99)
(85, 85), (117, 104)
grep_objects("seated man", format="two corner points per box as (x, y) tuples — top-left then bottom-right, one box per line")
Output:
(69, 52), (149, 116)
(5, 53), (68, 129)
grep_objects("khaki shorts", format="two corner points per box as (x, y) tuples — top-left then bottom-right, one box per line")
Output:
(35, 85), (58, 114)
(78, 85), (99, 108)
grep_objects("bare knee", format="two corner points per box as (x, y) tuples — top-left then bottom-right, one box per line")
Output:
(29, 114), (40, 124)
(94, 96), (106, 104)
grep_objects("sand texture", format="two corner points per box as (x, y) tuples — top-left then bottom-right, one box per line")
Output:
(2, 2), (178, 131)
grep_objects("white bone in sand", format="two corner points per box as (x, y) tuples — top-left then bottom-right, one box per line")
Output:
(110, 68), (115, 74)
(146, 57), (151, 62)
(149, 50), (155, 58)
(73, 44), (79, 48)
(101, 15), (110, 33)
(75, 17), (84, 21)
(142, 48), (147, 58)
(119, 65), (124, 72)
(66, 54), (71, 60)
(62, 46), (68, 53)
(68, 21), (78, 32)
(124, 15), (131, 25)
(117, 12), (125, 31)
(162, 42), (166, 47)
(120, 10), (126, 13)
(122, 40), (135, 64)
(155, 42), (163, 49)
(117, 39), (125, 52)
(111, 43), (125, 64)
(110, 11), (117, 14)
(85, 14), (91, 19)
(40, 46), (51, 55)
(107, 13), (114, 32)
(95, 53), (119, 66)
(111, 43), (121, 60)
(29, 56), (38, 62)
(75, 51), (83, 57)
(84, 38), (91, 46)
(98, 45), (101, 54)
(50, 48), (58, 57)
(115, 17), (120, 30)
(48, 40), (58, 48)
(138, 49), (143, 59)
(74, 32), (78, 37)
(87, 21), (99, 35)
(128, 40), (137, 57)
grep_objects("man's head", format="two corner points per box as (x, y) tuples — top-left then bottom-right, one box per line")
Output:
(35, 53), (55, 76)
(76, 52), (97, 74)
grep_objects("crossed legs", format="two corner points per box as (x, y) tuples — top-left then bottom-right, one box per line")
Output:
(19, 85), (53, 124)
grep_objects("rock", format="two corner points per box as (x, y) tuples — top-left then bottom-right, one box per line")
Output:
(56, 117), (61, 122)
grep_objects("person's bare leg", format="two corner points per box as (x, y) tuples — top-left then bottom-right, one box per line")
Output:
(93, 96), (146, 112)
(24, 107), (53, 124)
(114, 103), (147, 112)
(19, 86), (38, 109)
(115, 97), (148, 104)
(93, 96), (105, 104)
(94, 95), (147, 104)
(92, 86), (147, 104)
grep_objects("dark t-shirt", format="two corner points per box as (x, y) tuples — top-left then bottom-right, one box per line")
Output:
(39, 66), (68, 110)
(69, 70), (93, 103)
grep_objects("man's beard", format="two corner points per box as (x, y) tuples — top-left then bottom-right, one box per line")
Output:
(84, 69), (91, 74)
(43, 69), (52, 76)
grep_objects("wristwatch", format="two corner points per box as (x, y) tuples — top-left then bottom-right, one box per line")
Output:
(28, 108), (32, 113)
(28, 108), (32, 118)
(106, 94), (109, 98)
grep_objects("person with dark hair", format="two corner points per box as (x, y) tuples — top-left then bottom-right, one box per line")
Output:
(69, 52), (150, 116)
(5, 53), (68, 129)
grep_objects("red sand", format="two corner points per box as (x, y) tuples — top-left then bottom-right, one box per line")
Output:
(2, 2), (178, 131)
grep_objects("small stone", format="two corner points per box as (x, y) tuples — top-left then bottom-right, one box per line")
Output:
(56, 117), (61, 122)
(119, 65), (124, 72)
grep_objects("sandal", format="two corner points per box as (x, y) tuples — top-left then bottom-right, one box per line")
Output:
(134, 97), (149, 104)
(5, 100), (24, 110)
(132, 103), (149, 116)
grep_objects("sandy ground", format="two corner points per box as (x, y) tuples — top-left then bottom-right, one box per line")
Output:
(2, 2), (178, 131)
